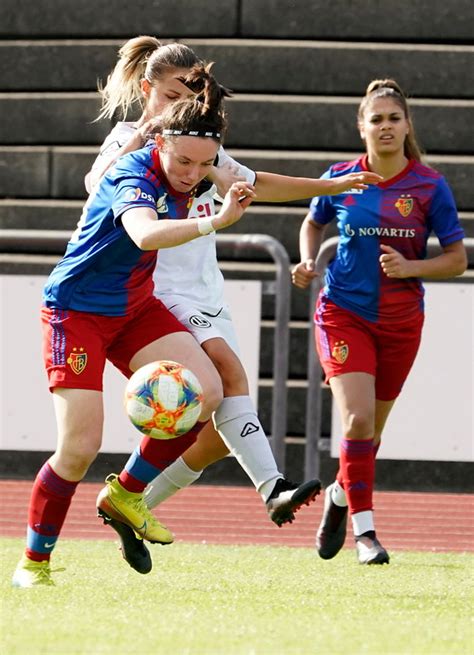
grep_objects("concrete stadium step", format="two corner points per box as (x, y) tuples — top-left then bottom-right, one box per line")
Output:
(2, 0), (472, 42)
(1, 93), (473, 155)
(240, 0), (474, 42)
(0, 0), (239, 38)
(2, 147), (474, 211)
(2, 39), (473, 99)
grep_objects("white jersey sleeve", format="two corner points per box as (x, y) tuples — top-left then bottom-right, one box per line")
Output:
(87, 122), (139, 190)
(213, 147), (257, 202)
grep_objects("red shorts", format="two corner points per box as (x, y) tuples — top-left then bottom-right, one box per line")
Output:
(41, 296), (189, 391)
(314, 297), (424, 401)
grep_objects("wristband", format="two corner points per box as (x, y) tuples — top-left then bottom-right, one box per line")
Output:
(197, 216), (215, 236)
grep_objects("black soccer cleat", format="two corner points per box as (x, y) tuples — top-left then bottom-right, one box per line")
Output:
(266, 477), (321, 527)
(316, 482), (348, 560)
(355, 532), (390, 565)
(99, 509), (152, 574)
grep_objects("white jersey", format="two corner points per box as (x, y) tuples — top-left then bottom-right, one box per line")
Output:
(89, 122), (256, 315)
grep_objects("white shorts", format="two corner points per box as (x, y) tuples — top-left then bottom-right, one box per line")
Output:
(165, 300), (241, 357)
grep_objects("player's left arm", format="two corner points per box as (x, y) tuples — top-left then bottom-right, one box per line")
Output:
(252, 170), (382, 202)
(380, 177), (468, 279)
(379, 240), (467, 279)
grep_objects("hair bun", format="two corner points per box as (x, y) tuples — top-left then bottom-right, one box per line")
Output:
(366, 78), (405, 97)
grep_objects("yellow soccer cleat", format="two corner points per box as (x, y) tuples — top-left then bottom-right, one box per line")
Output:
(12, 555), (55, 588)
(96, 474), (173, 545)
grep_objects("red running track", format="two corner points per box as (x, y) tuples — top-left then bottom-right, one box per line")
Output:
(0, 480), (473, 553)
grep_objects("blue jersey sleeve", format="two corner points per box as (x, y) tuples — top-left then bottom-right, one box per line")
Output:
(309, 170), (336, 225)
(427, 177), (465, 246)
(111, 176), (158, 222)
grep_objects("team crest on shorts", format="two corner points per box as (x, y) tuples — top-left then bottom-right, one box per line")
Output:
(332, 340), (349, 364)
(395, 194), (413, 217)
(67, 347), (88, 374)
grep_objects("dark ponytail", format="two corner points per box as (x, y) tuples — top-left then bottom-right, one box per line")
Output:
(159, 63), (230, 142)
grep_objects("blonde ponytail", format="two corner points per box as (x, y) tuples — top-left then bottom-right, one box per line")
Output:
(97, 36), (161, 121)
(96, 35), (202, 121)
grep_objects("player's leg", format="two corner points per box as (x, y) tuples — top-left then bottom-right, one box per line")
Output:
(12, 388), (104, 587)
(312, 298), (387, 563)
(328, 372), (389, 564)
(352, 311), (424, 563)
(144, 419), (227, 508)
(97, 330), (223, 544)
(142, 307), (244, 511)
(201, 306), (322, 518)
(13, 307), (108, 587)
(318, 397), (393, 560)
(146, 305), (320, 525)
(97, 299), (224, 545)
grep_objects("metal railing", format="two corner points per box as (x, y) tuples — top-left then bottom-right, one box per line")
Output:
(0, 229), (292, 471)
(304, 236), (474, 480)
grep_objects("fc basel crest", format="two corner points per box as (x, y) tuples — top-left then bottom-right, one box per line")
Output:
(395, 194), (413, 217)
(332, 341), (349, 364)
(67, 347), (87, 374)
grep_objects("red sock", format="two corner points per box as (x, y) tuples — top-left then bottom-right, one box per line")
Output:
(119, 421), (205, 493)
(338, 438), (374, 515)
(335, 441), (379, 495)
(26, 462), (79, 561)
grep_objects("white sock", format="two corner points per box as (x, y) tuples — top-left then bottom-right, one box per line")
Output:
(213, 395), (282, 501)
(331, 480), (348, 507)
(351, 510), (374, 537)
(144, 456), (202, 509)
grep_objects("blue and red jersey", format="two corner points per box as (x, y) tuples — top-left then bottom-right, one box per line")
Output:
(43, 146), (194, 316)
(309, 156), (465, 322)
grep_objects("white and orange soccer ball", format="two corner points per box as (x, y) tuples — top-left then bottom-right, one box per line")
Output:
(124, 360), (203, 440)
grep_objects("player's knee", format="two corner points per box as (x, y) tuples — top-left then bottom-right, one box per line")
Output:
(199, 376), (224, 420)
(54, 445), (98, 479)
(202, 341), (248, 396)
(344, 412), (374, 440)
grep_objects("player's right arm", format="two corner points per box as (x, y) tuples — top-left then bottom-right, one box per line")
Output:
(291, 212), (327, 289)
(122, 181), (256, 250)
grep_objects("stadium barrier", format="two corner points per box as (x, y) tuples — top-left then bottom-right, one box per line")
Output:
(0, 230), (291, 470)
(304, 236), (474, 480)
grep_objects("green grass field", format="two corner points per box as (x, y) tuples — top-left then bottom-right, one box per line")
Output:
(1, 537), (472, 655)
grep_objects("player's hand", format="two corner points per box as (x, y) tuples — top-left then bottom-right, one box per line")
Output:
(214, 181), (256, 229)
(209, 162), (247, 198)
(291, 260), (319, 289)
(328, 171), (383, 194)
(140, 117), (163, 143)
(379, 244), (414, 278)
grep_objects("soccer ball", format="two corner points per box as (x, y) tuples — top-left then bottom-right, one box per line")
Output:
(124, 360), (203, 440)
